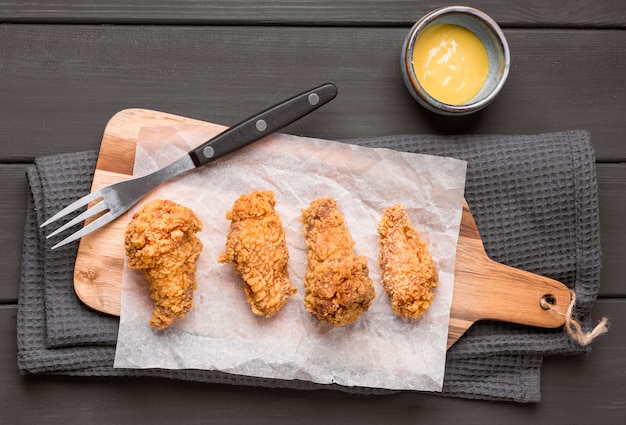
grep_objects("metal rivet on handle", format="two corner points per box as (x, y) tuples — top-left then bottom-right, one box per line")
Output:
(308, 93), (320, 105)
(203, 146), (215, 159)
(256, 119), (267, 132)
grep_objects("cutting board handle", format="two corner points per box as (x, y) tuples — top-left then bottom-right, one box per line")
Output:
(453, 249), (572, 327)
(447, 202), (571, 348)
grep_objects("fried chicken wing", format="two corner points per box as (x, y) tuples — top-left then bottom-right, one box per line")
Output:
(124, 199), (203, 329)
(301, 197), (375, 326)
(378, 204), (438, 319)
(218, 190), (296, 317)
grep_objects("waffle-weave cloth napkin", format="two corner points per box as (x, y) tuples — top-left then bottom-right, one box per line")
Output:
(17, 130), (601, 403)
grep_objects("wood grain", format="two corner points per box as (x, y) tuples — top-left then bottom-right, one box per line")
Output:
(3, 164), (624, 302)
(2, 0), (624, 421)
(1, 26), (625, 161)
(72, 109), (571, 349)
(1, 0), (624, 27)
(0, 165), (28, 302)
(597, 163), (626, 297)
(2, 300), (624, 423)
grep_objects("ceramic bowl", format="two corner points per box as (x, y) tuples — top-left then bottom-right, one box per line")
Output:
(401, 6), (510, 115)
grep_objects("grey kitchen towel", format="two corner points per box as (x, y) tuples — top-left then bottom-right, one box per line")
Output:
(17, 130), (601, 403)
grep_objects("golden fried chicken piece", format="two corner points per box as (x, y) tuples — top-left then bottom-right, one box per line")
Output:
(218, 190), (296, 317)
(378, 204), (438, 319)
(301, 197), (375, 326)
(125, 199), (203, 329)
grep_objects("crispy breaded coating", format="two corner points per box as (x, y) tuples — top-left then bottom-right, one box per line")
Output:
(125, 199), (203, 329)
(218, 190), (296, 317)
(378, 204), (438, 319)
(301, 197), (375, 326)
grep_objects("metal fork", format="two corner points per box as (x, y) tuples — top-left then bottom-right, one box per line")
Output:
(41, 83), (338, 249)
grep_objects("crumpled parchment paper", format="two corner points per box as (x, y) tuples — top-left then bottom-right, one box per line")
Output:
(113, 124), (467, 391)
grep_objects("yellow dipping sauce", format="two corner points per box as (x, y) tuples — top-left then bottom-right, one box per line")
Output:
(412, 23), (489, 105)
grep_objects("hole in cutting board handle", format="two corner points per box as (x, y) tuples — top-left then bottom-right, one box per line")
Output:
(540, 294), (556, 310)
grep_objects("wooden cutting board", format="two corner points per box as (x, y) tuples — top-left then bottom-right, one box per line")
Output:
(73, 108), (571, 349)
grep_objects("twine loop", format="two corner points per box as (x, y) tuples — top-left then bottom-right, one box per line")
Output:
(540, 289), (609, 346)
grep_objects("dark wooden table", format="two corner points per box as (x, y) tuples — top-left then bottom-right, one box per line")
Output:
(2, 1), (625, 423)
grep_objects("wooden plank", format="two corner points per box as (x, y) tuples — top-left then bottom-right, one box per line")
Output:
(1, 299), (624, 423)
(597, 163), (626, 296)
(540, 298), (625, 410)
(1, 25), (625, 162)
(0, 1), (624, 28)
(0, 162), (624, 304)
(0, 165), (28, 303)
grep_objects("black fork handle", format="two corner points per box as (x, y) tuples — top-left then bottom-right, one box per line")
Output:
(189, 83), (338, 167)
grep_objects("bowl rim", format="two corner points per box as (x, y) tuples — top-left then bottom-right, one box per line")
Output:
(402, 6), (511, 115)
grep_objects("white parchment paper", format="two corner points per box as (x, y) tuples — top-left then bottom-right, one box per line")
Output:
(114, 124), (467, 391)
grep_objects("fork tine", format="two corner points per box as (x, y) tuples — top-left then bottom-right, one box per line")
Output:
(45, 200), (109, 239)
(40, 190), (104, 228)
(50, 211), (117, 250)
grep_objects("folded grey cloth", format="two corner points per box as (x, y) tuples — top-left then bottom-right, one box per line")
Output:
(17, 131), (601, 403)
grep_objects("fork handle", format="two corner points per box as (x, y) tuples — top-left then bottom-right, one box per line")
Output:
(189, 83), (338, 166)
